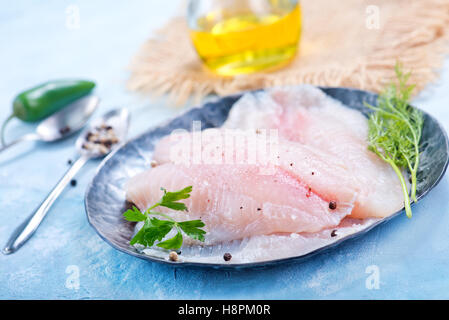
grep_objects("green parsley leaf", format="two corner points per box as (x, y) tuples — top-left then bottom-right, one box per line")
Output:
(123, 206), (147, 222)
(157, 231), (183, 249)
(178, 220), (206, 242)
(159, 202), (188, 211)
(161, 186), (192, 202)
(129, 222), (146, 246)
(142, 218), (174, 247)
(159, 186), (192, 211)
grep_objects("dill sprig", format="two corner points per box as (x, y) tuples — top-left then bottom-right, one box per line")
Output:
(365, 63), (423, 218)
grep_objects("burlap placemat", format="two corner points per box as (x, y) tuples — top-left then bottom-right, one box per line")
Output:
(128, 0), (449, 105)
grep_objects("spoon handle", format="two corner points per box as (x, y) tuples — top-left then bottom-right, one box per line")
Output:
(0, 134), (40, 154)
(2, 156), (89, 255)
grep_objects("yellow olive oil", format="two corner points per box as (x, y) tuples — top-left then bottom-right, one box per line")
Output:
(190, 3), (301, 76)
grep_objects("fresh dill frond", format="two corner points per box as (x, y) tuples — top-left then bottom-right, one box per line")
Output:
(365, 63), (423, 218)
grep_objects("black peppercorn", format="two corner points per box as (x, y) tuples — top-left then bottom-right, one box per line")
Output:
(59, 126), (71, 135)
(223, 253), (232, 261)
(70, 179), (77, 187)
(329, 201), (337, 210)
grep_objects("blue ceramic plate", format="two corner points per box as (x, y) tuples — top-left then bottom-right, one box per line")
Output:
(85, 87), (449, 269)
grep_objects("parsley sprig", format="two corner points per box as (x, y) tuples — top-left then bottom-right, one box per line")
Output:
(365, 63), (423, 218)
(123, 186), (206, 249)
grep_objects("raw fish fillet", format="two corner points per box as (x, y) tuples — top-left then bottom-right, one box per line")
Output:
(153, 129), (358, 210)
(222, 86), (405, 218)
(126, 162), (354, 244)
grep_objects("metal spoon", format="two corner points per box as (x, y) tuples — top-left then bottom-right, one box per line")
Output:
(0, 95), (100, 154)
(2, 108), (130, 255)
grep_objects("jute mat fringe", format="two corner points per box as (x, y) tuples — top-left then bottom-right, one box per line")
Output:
(128, 0), (449, 105)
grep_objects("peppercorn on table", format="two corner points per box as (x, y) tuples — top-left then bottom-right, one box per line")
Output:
(1, 0), (449, 299)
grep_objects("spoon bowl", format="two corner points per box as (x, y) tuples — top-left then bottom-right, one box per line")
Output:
(76, 108), (130, 158)
(36, 96), (100, 142)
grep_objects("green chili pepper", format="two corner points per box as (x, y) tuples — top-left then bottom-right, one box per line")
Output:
(1, 79), (96, 145)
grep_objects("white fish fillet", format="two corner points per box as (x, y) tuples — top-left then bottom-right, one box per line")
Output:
(152, 129), (358, 210)
(126, 162), (354, 244)
(223, 86), (405, 218)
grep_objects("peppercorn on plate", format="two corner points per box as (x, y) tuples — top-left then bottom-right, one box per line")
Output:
(85, 86), (449, 268)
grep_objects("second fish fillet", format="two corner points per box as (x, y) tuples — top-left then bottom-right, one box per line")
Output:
(126, 162), (354, 244)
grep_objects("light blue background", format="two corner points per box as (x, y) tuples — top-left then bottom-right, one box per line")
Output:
(1, 1), (449, 299)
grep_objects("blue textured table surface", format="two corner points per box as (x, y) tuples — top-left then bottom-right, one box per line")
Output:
(1, 1), (449, 300)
